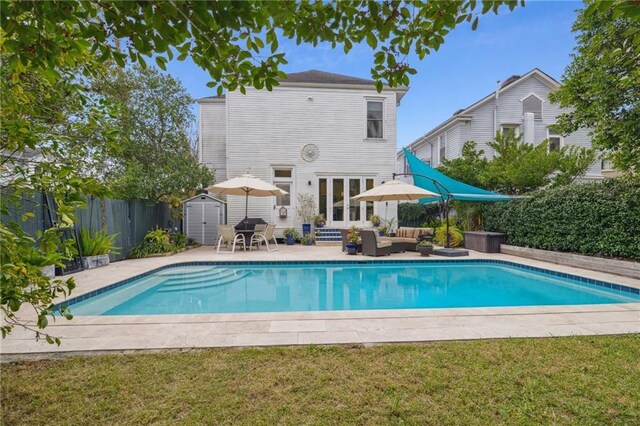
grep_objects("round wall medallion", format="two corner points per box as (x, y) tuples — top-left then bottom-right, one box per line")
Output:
(301, 143), (320, 162)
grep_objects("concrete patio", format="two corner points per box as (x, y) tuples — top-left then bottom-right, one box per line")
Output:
(1, 245), (638, 359)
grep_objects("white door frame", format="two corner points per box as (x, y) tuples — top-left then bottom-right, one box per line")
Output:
(319, 176), (375, 228)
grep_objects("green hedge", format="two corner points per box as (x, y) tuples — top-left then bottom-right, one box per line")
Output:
(483, 177), (640, 260)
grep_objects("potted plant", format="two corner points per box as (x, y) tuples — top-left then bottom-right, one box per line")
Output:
(300, 234), (315, 246)
(314, 214), (326, 228)
(378, 217), (396, 237)
(296, 193), (317, 236)
(283, 227), (299, 245)
(369, 214), (381, 227)
(345, 226), (360, 255)
(79, 228), (119, 268)
(416, 240), (433, 256)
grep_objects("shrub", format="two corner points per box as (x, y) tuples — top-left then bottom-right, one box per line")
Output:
(129, 227), (175, 258)
(79, 228), (119, 256)
(433, 222), (464, 247)
(483, 177), (640, 260)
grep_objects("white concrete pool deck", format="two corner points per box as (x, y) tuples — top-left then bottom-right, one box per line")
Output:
(1, 246), (638, 358)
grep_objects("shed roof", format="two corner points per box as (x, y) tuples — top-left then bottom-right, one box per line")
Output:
(182, 193), (226, 204)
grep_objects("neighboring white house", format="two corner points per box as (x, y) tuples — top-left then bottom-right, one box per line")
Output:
(198, 70), (408, 234)
(397, 68), (603, 180)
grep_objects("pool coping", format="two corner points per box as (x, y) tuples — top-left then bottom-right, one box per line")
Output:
(2, 248), (639, 357)
(55, 259), (640, 312)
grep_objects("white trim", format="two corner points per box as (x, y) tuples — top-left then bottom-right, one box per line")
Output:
(546, 127), (564, 152)
(519, 92), (545, 102)
(364, 97), (385, 140)
(500, 123), (521, 137)
(438, 134), (446, 165)
(521, 93), (544, 120)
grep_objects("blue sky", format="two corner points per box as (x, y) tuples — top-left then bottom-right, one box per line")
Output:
(165, 1), (582, 149)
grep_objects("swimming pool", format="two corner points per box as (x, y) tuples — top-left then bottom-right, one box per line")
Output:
(63, 261), (639, 316)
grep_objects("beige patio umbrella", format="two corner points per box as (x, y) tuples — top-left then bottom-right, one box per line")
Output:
(351, 179), (439, 202)
(351, 179), (440, 223)
(207, 174), (287, 221)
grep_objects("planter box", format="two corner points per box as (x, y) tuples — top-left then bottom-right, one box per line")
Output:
(81, 254), (110, 269)
(500, 245), (640, 279)
(464, 231), (507, 253)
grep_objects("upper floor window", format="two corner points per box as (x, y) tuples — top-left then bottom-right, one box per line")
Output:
(438, 135), (446, 163)
(547, 128), (562, 152)
(421, 157), (431, 167)
(523, 94), (543, 120)
(366, 101), (383, 139)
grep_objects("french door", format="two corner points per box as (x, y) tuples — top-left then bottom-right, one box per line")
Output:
(318, 177), (374, 227)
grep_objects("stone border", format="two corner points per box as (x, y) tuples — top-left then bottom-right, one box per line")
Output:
(501, 245), (640, 279)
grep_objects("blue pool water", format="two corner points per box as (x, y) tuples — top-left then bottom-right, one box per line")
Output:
(66, 261), (639, 316)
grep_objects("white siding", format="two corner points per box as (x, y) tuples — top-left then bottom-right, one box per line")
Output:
(200, 102), (227, 181)
(403, 72), (601, 178)
(201, 85), (402, 232)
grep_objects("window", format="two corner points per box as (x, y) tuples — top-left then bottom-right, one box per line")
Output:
(366, 101), (383, 138)
(601, 159), (613, 170)
(547, 128), (562, 152)
(501, 124), (519, 137)
(523, 94), (542, 120)
(273, 168), (292, 206)
(438, 135), (445, 164)
(421, 157), (431, 166)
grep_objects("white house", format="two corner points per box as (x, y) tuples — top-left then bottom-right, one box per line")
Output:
(397, 68), (603, 180)
(198, 70), (408, 234)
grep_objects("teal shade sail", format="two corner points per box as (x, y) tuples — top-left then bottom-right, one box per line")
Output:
(403, 148), (512, 203)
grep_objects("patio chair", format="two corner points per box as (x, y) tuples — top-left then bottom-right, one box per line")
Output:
(216, 224), (246, 253)
(360, 230), (392, 257)
(250, 224), (279, 251)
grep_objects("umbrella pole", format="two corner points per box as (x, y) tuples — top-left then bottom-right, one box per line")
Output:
(445, 199), (450, 248)
(244, 191), (249, 223)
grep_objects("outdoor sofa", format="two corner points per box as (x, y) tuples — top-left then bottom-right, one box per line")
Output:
(382, 226), (434, 252)
(359, 230), (392, 257)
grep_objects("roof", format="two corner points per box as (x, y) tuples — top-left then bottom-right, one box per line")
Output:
(198, 69), (408, 103)
(280, 70), (375, 85)
(399, 68), (560, 156)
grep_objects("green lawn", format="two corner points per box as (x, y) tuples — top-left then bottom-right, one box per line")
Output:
(2, 335), (639, 425)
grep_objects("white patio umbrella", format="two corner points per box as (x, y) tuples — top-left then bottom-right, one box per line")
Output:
(351, 179), (440, 223)
(206, 174), (287, 221)
(351, 179), (439, 202)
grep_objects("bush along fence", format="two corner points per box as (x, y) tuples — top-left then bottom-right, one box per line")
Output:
(483, 177), (640, 260)
(1, 193), (172, 262)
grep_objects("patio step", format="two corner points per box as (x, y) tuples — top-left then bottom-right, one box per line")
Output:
(315, 227), (342, 242)
(157, 271), (250, 293)
(315, 241), (341, 247)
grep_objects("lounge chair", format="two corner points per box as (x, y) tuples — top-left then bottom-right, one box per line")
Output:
(250, 224), (278, 251)
(360, 230), (392, 257)
(216, 224), (246, 253)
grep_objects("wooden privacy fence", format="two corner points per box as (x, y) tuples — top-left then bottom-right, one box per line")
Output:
(1, 193), (171, 262)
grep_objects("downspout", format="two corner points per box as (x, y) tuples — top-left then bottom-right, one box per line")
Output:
(493, 80), (500, 137)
